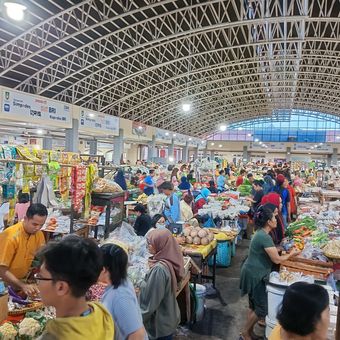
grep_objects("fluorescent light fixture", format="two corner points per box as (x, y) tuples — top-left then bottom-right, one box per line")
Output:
(219, 144), (223, 148)
(36, 129), (44, 135)
(173, 134), (176, 137)
(238, 127), (243, 131)
(287, 152), (291, 155)
(247, 133), (252, 137)
(311, 147), (314, 149)
(201, 140), (205, 144)
(138, 126), (143, 130)
(255, 138), (259, 142)
(168, 156), (174, 162)
(259, 142), (263, 145)
(4, 2), (27, 21)
(182, 103), (191, 112)
(266, 151), (269, 154)
(211, 142), (215, 146)
(219, 124), (227, 132)
(314, 144), (318, 148)
(88, 113), (95, 118)
(188, 137), (192, 141)
(308, 152), (311, 155)
(319, 143), (323, 145)
(336, 136), (340, 139)
(165, 132), (169, 136)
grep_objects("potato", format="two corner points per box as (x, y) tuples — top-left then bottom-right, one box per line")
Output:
(193, 236), (201, 245)
(201, 237), (209, 245)
(186, 236), (193, 244)
(198, 229), (208, 238)
(195, 227), (202, 232)
(190, 230), (198, 238)
(183, 228), (192, 237)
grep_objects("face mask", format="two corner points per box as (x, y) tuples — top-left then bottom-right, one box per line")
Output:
(156, 223), (166, 229)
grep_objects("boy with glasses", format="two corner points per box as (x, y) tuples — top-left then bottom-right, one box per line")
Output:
(36, 236), (114, 340)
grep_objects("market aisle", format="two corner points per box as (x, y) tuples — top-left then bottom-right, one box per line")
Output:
(175, 239), (251, 340)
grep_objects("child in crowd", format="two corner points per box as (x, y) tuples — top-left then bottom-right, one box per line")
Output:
(15, 191), (30, 222)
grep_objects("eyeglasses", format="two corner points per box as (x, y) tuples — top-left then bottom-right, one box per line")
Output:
(34, 273), (54, 281)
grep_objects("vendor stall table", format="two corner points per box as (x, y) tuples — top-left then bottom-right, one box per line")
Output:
(176, 271), (191, 323)
(91, 192), (125, 238)
(181, 240), (217, 288)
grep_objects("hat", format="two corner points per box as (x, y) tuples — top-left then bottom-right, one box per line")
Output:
(276, 174), (285, 184)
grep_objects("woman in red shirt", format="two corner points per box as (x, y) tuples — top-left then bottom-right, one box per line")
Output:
(236, 169), (246, 187)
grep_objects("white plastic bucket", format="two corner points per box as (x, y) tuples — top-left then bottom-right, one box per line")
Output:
(267, 283), (286, 321)
(265, 316), (277, 338)
(195, 284), (206, 322)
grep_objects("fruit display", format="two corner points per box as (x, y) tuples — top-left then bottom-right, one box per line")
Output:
(182, 226), (214, 245)
(136, 193), (148, 205)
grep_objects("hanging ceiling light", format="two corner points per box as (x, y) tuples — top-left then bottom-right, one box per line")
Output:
(219, 124), (227, 132)
(219, 144), (223, 148)
(36, 129), (44, 135)
(4, 1), (27, 21)
(211, 142), (215, 146)
(188, 137), (192, 141)
(182, 103), (191, 112)
(88, 113), (95, 118)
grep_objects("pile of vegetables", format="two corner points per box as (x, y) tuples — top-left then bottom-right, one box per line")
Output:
(286, 217), (317, 238)
(237, 184), (252, 196)
(181, 226), (215, 245)
(311, 230), (329, 247)
(0, 311), (47, 339)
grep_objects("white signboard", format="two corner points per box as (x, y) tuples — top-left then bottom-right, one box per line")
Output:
(155, 128), (172, 143)
(293, 143), (332, 153)
(79, 109), (119, 135)
(1, 88), (72, 128)
(249, 142), (285, 151)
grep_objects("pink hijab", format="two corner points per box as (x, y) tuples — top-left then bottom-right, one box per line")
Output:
(148, 229), (185, 292)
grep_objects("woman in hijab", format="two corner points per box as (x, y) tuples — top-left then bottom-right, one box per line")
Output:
(261, 192), (285, 246)
(178, 176), (191, 193)
(193, 187), (211, 214)
(140, 229), (185, 340)
(114, 169), (127, 191)
(273, 174), (291, 228)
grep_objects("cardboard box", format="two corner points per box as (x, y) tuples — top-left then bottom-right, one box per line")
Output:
(0, 293), (8, 323)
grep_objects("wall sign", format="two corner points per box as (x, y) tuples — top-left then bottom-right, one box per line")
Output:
(79, 109), (119, 135)
(1, 88), (72, 127)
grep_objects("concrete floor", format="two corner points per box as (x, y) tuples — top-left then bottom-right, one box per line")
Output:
(175, 239), (264, 340)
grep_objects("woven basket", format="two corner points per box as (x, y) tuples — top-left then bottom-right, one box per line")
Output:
(8, 302), (44, 316)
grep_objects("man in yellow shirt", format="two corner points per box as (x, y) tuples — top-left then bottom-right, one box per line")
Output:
(0, 203), (47, 296)
(37, 236), (114, 340)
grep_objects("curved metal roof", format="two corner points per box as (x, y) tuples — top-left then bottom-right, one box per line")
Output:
(0, 0), (339, 137)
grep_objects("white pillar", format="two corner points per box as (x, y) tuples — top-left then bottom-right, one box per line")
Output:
(242, 145), (249, 162)
(286, 147), (291, 162)
(89, 139), (98, 155)
(183, 142), (189, 162)
(65, 119), (79, 152)
(194, 146), (199, 160)
(168, 139), (174, 160)
(113, 128), (124, 164)
(331, 148), (338, 166)
(147, 135), (156, 162)
(43, 137), (53, 150)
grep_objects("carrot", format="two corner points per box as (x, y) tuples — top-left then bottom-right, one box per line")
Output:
(302, 231), (312, 237)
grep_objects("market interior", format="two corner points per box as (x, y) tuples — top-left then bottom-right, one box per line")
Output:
(0, 1), (339, 340)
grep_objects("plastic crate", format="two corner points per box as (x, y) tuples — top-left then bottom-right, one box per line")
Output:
(209, 240), (232, 267)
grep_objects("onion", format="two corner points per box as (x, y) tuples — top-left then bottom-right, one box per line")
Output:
(201, 237), (209, 245)
(186, 236), (193, 244)
(198, 229), (208, 238)
(193, 236), (201, 245)
(190, 230), (198, 238)
(183, 228), (192, 237)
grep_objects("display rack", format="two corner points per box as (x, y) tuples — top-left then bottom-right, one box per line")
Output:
(91, 192), (125, 238)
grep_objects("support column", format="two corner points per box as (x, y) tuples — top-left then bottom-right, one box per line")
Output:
(42, 137), (53, 150)
(65, 119), (79, 152)
(112, 128), (124, 165)
(327, 154), (332, 167)
(147, 135), (156, 162)
(331, 148), (338, 166)
(242, 145), (249, 162)
(286, 147), (291, 163)
(194, 146), (199, 160)
(168, 139), (175, 160)
(89, 139), (98, 155)
(182, 142), (189, 162)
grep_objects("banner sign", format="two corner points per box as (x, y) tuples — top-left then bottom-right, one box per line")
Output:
(79, 109), (119, 135)
(249, 142), (285, 151)
(155, 128), (172, 143)
(1, 88), (72, 127)
(293, 143), (332, 153)
(132, 122), (147, 137)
